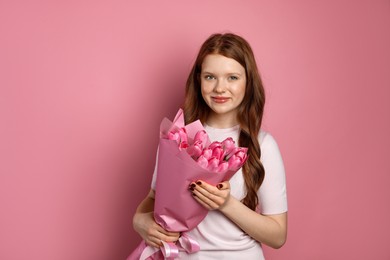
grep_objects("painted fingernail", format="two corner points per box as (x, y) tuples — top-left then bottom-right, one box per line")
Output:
(190, 183), (196, 188)
(196, 181), (202, 185)
(217, 184), (223, 189)
(192, 192), (196, 197)
(189, 187), (194, 191)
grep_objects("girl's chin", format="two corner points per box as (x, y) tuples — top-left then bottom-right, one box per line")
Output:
(209, 108), (237, 117)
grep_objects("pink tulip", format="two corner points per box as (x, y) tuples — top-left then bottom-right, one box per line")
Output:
(222, 137), (236, 158)
(207, 157), (219, 171)
(235, 151), (246, 159)
(234, 148), (248, 161)
(179, 141), (189, 150)
(197, 155), (208, 169)
(201, 148), (212, 160)
(208, 141), (221, 150)
(187, 140), (203, 159)
(194, 130), (208, 148)
(178, 128), (188, 144)
(226, 147), (248, 160)
(228, 155), (243, 170)
(216, 161), (229, 173)
(168, 131), (180, 144)
(212, 146), (224, 161)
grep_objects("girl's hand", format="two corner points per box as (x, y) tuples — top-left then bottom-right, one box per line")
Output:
(189, 180), (231, 210)
(133, 212), (180, 248)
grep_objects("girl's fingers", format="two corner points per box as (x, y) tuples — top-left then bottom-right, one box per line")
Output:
(146, 238), (161, 248)
(190, 180), (231, 209)
(150, 224), (179, 245)
(193, 180), (219, 195)
(192, 191), (215, 210)
(147, 233), (179, 248)
(217, 181), (230, 190)
(192, 187), (221, 209)
(196, 180), (230, 193)
(156, 229), (180, 242)
(156, 226), (180, 237)
(193, 180), (225, 199)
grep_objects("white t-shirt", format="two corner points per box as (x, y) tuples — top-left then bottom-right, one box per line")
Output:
(151, 125), (287, 259)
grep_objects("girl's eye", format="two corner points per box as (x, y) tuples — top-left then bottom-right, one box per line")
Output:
(229, 75), (238, 80)
(205, 75), (215, 80)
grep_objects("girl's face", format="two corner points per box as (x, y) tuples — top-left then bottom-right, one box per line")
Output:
(200, 54), (246, 126)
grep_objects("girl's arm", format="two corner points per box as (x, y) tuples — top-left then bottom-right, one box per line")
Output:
(190, 181), (287, 248)
(133, 189), (180, 248)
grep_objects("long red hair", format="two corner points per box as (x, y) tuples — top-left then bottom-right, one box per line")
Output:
(183, 33), (266, 211)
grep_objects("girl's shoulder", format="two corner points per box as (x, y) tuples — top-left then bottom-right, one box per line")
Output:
(259, 130), (268, 143)
(259, 130), (281, 152)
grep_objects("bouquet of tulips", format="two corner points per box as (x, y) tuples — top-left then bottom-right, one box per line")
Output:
(167, 128), (247, 174)
(128, 109), (247, 260)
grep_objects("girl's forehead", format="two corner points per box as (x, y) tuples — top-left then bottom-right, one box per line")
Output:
(201, 54), (245, 73)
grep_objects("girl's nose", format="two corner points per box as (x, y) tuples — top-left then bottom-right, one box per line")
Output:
(214, 80), (226, 93)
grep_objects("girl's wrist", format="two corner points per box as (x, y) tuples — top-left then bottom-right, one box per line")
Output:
(219, 194), (236, 213)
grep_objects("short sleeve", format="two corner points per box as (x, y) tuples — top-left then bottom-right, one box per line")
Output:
(258, 132), (288, 215)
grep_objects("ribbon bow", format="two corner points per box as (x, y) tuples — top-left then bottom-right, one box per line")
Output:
(137, 233), (200, 260)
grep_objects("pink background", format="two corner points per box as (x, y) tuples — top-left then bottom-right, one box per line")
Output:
(1, 1), (389, 259)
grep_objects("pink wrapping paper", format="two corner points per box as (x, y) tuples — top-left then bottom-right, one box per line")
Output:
(128, 109), (241, 259)
(154, 138), (238, 232)
(155, 109), (238, 231)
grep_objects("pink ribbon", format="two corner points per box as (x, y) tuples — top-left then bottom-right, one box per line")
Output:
(178, 233), (200, 253)
(135, 232), (200, 260)
(160, 241), (178, 259)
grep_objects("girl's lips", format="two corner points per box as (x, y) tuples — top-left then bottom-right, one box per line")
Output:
(212, 97), (229, 103)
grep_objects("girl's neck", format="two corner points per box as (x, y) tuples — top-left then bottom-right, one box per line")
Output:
(205, 113), (239, 129)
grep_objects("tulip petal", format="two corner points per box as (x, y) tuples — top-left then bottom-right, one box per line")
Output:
(228, 155), (242, 170)
(168, 131), (180, 144)
(216, 161), (229, 173)
(207, 157), (219, 171)
(194, 130), (209, 148)
(209, 141), (222, 150)
(212, 147), (224, 161)
(201, 148), (212, 160)
(179, 128), (188, 144)
(197, 155), (208, 169)
(187, 141), (203, 159)
(179, 141), (189, 150)
(222, 137), (236, 156)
